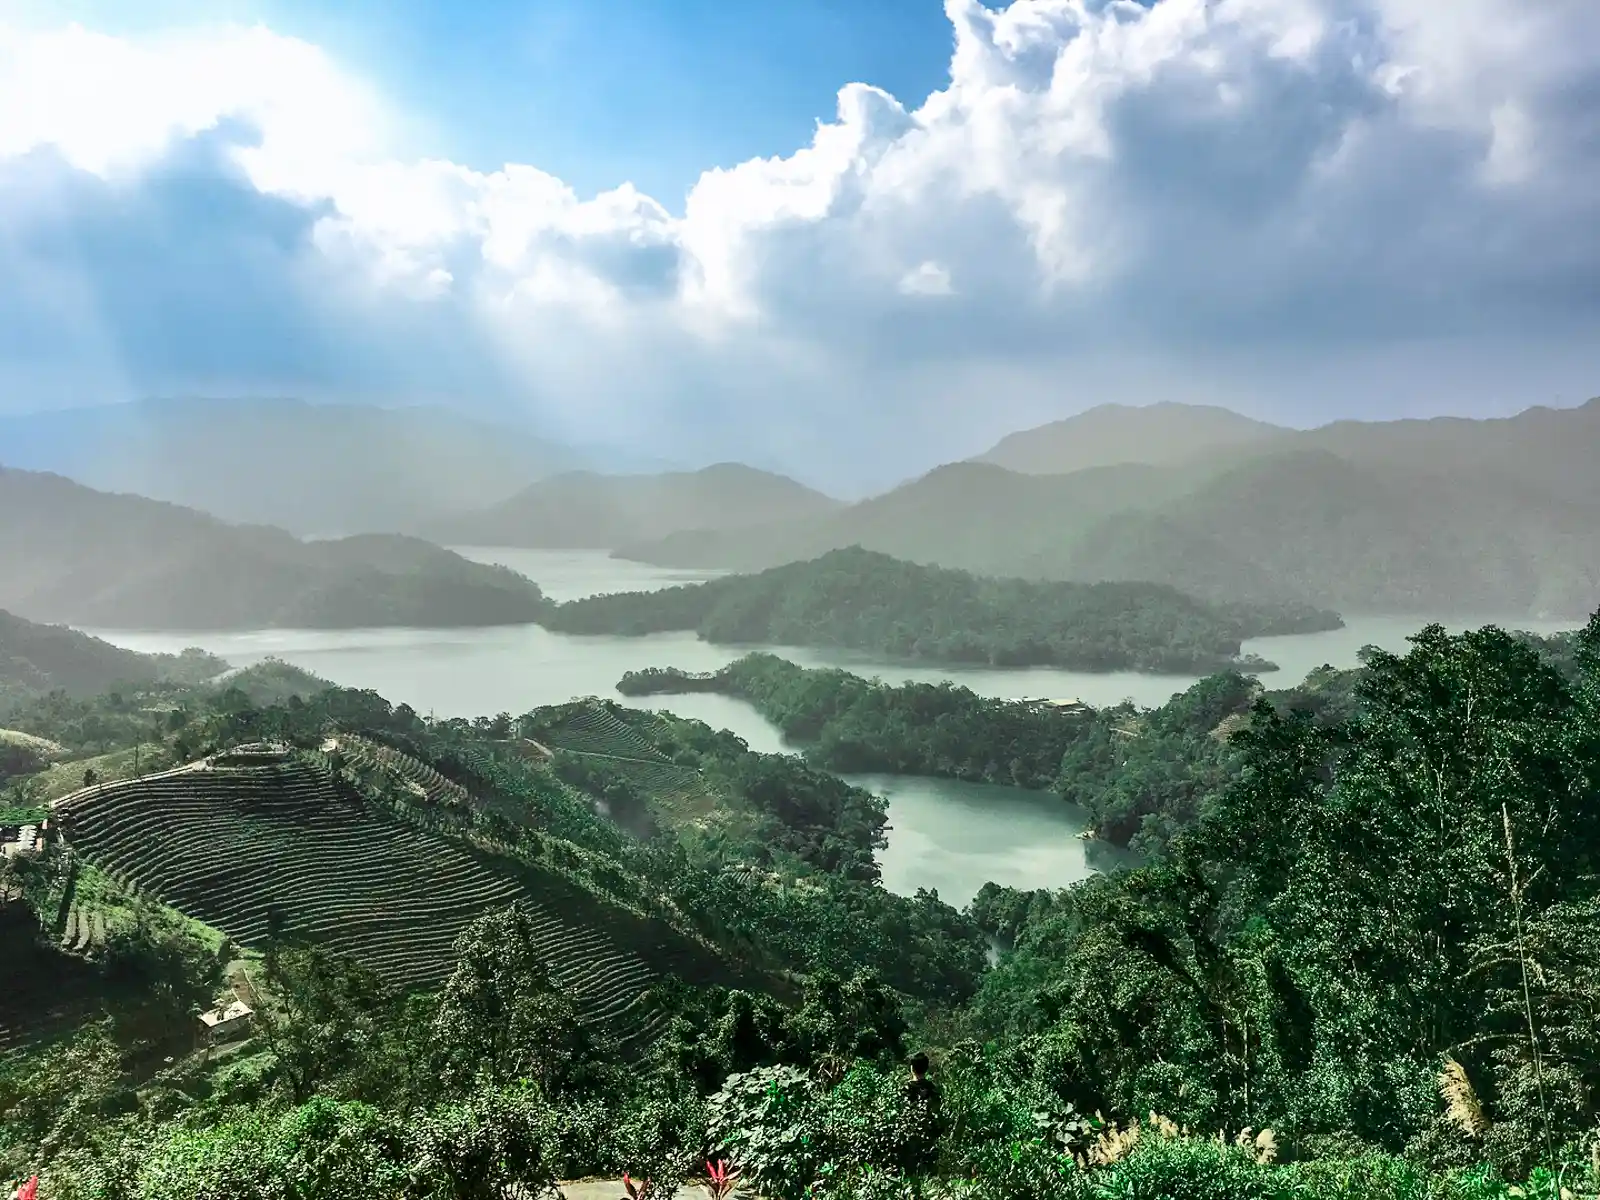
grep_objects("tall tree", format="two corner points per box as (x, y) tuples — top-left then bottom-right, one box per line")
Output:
(430, 902), (602, 1097)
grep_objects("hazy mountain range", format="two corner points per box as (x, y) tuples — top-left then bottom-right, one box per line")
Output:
(0, 398), (579, 535)
(5, 395), (1599, 619)
(975, 402), (1282, 476)
(0, 468), (548, 630)
(422, 462), (841, 548)
(619, 399), (1600, 618)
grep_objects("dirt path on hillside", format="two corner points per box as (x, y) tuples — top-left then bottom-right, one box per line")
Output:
(558, 1182), (709, 1200)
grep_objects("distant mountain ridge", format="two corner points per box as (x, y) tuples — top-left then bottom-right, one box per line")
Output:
(618, 398), (1600, 618)
(975, 401), (1286, 475)
(0, 467), (549, 630)
(0, 397), (578, 535)
(426, 462), (842, 549)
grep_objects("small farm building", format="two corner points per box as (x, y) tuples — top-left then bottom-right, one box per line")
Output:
(199, 1000), (255, 1042)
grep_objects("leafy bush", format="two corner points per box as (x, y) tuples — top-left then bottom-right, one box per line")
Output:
(608, 1093), (709, 1200)
(1086, 1135), (1278, 1200)
(706, 1066), (827, 1200)
(103, 1099), (410, 1200)
(406, 1084), (559, 1200)
(1283, 1152), (1437, 1200)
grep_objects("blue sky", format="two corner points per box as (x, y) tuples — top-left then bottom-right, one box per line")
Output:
(0, 0), (1596, 491)
(10, 0), (963, 201)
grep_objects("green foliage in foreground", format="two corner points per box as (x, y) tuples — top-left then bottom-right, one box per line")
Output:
(550, 545), (1340, 672)
(7, 616), (1600, 1199)
(4, 1021), (1586, 1200)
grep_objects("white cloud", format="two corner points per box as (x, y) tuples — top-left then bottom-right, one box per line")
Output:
(0, 0), (1597, 489)
(899, 262), (955, 296)
(0, 21), (388, 179)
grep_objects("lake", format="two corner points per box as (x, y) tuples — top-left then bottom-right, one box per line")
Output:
(89, 549), (1579, 905)
(845, 774), (1136, 906)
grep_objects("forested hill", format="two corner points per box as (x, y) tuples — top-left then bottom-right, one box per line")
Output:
(0, 609), (224, 710)
(0, 467), (549, 630)
(621, 652), (1091, 791)
(547, 547), (1341, 673)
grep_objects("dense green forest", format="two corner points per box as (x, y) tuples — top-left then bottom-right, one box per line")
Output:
(550, 547), (1340, 673)
(620, 653), (1089, 791)
(5, 615), (1600, 1199)
(622, 630), (1581, 857)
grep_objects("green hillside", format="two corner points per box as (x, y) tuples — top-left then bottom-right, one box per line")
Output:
(55, 754), (524, 991)
(548, 546), (1340, 672)
(0, 903), (111, 1055)
(1054, 449), (1599, 613)
(0, 467), (549, 630)
(52, 748), (711, 1046)
(0, 608), (224, 712)
(1, 667), (979, 1024)
(528, 698), (891, 880)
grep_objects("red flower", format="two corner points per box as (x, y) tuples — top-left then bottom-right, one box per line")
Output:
(706, 1158), (740, 1199)
(16, 1178), (39, 1200)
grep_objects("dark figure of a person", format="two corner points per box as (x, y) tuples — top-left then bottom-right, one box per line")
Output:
(900, 1052), (943, 1197)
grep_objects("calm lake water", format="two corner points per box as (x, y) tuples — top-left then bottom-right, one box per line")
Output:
(90, 549), (1579, 904)
(846, 774), (1136, 906)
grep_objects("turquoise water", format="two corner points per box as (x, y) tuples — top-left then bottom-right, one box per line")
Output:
(89, 549), (1577, 902)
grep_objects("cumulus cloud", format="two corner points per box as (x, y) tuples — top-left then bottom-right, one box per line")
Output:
(0, 0), (1597, 489)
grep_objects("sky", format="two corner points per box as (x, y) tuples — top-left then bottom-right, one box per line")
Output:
(0, 0), (1597, 492)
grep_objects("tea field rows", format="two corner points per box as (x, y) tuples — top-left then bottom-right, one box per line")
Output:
(54, 754), (674, 1043)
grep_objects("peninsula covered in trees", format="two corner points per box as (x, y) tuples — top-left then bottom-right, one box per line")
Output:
(623, 627), (1585, 855)
(550, 547), (1340, 673)
(620, 652), (1088, 790)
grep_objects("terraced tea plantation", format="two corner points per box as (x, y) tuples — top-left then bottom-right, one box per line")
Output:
(335, 734), (474, 810)
(54, 753), (689, 1042)
(58, 900), (107, 953)
(537, 703), (710, 811)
